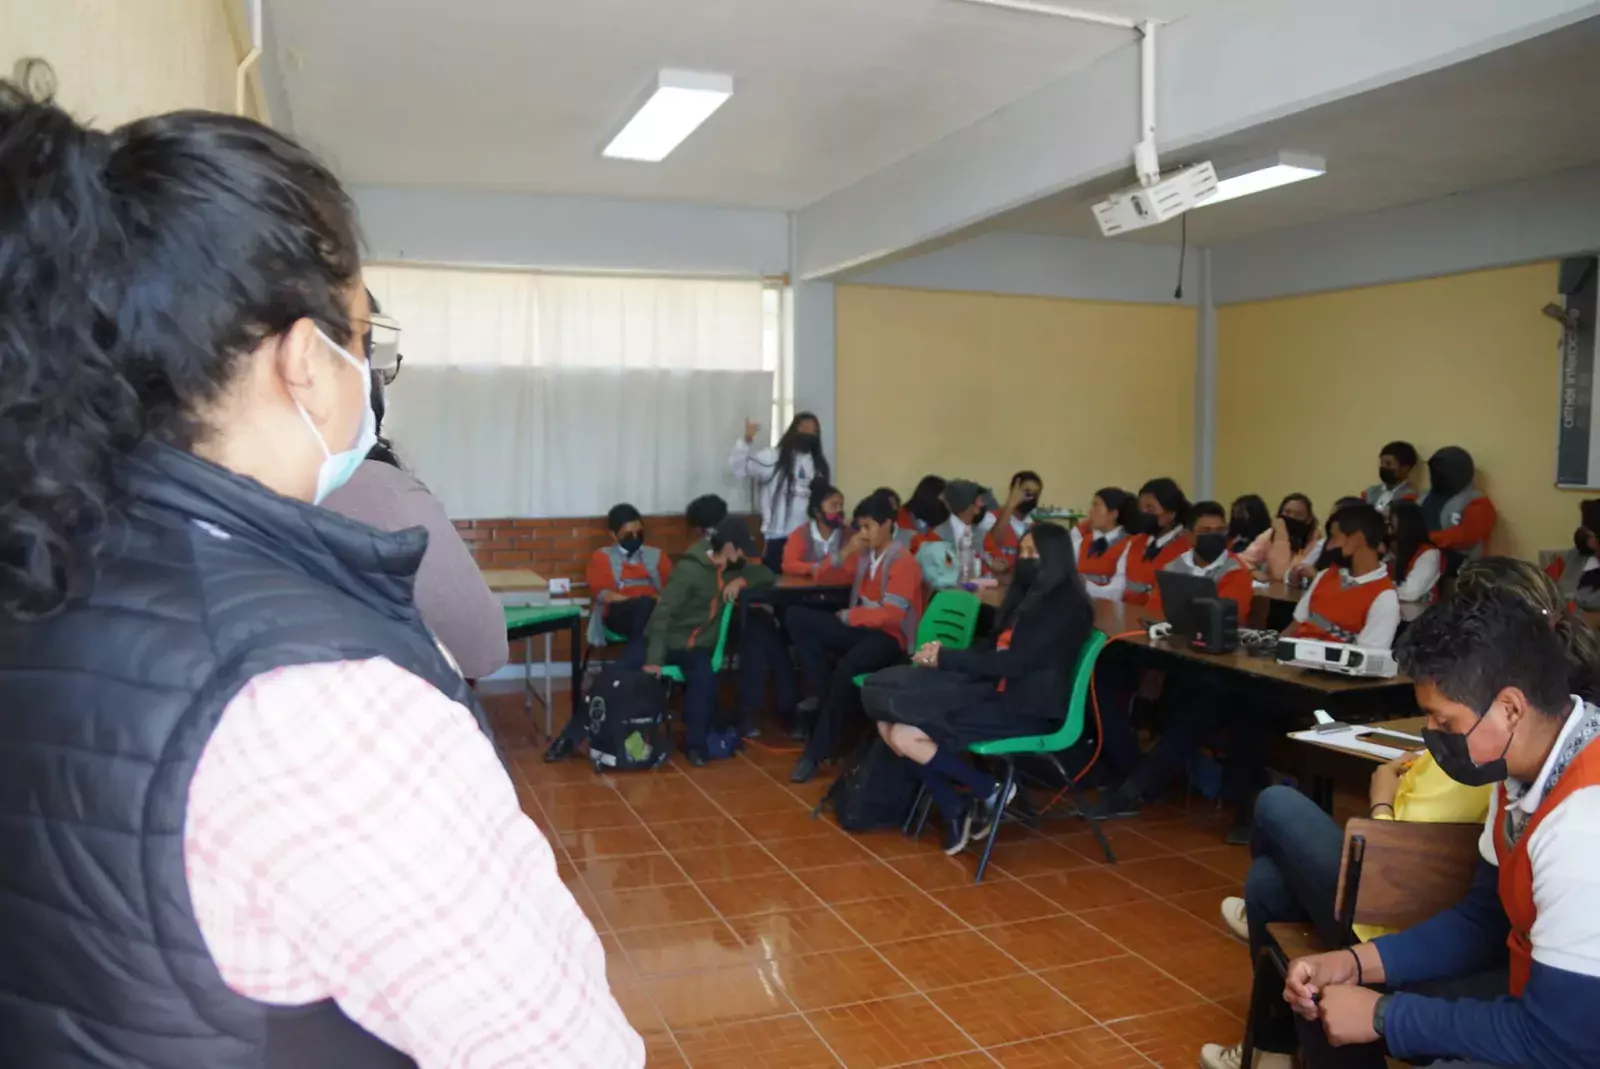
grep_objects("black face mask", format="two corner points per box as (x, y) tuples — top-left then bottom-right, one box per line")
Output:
(1193, 532), (1227, 565)
(1279, 516), (1314, 544)
(1133, 512), (1161, 536)
(968, 509), (988, 529)
(793, 433), (821, 455)
(1378, 467), (1399, 489)
(1013, 558), (1042, 588)
(1319, 544), (1349, 571)
(1015, 497), (1038, 517)
(1577, 528), (1593, 556)
(617, 534), (644, 556)
(724, 558), (745, 573)
(1423, 714), (1512, 787)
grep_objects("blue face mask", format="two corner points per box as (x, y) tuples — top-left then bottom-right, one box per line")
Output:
(294, 328), (378, 504)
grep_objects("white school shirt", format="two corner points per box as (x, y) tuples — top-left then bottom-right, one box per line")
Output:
(728, 438), (816, 539)
(1393, 546), (1443, 603)
(1475, 698), (1600, 984)
(1071, 525), (1129, 602)
(1291, 564), (1401, 649)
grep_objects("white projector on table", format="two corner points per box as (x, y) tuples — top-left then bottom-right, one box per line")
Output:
(1092, 161), (1219, 237)
(1276, 637), (1399, 679)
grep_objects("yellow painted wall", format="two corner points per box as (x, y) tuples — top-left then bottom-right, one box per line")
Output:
(1215, 262), (1570, 560)
(1, 0), (244, 124)
(835, 284), (1196, 512)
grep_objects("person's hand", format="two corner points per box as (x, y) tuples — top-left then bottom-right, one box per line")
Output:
(596, 588), (618, 605)
(723, 577), (748, 603)
(1284, 950), (1360, 1019)
(913, 641), (941, 668)
(837, 609), (852, 625)
(743, 419), (760, 444)
(1005, 483), (1027, 511)
(990, 555), (1012, 574)
(1368, 752), (1415, 812)
(1293, 561), (1317, 581)
(1317, 984), (1381, 1047)
(642, 665), (662, 677)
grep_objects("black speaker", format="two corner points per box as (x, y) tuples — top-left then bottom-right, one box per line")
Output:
(1189, 596), (1239, 653)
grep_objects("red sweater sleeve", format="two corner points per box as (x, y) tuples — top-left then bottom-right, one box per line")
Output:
(782, 530), (812, 578)
(847, 555), (920, 643)
(1432, 496), (1497, 552)
(585, 549), (616, 598)
(1220, 566), (1254, 621)
(1547, 557), (1566, 582)
(656, 551), (673, 587)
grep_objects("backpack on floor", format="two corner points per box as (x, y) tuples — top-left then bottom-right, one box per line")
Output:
(585, 665), (670, 772)
(815, 738), (921, 832)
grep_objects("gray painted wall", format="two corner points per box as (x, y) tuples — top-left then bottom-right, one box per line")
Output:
(843, 231), (1198, 307)
(1212, 163), (1600, 305)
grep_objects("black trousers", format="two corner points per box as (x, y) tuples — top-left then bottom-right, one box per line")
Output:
(786, 606), (904, 762)
(602, 596), (655, 669)
(1119, 675), (1267, 807)
(738, 606), (799, 721)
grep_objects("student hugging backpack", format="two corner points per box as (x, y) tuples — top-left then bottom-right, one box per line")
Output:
(586, 664), (670, 772)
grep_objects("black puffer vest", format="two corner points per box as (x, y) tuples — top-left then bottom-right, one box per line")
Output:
(0, 443), (496, 1068)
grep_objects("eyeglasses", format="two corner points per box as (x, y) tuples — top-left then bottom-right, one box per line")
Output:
(360, 312), (403, 384)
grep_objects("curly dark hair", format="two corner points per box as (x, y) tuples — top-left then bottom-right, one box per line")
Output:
(1398, 587), (1571, 716)
(0, 60), (361, 619)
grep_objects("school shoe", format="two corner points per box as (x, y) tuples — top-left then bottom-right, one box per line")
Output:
(969, 781), (1019, 842)
(790, 755), (820, 783)
(1219, 897), (1249, 943)
(1086, 788), (1142, 821)
(942, 810), (973, 856)
(542, 734), (575, 763)
(1197, 1042), (1291, 1069)
(685, 746), (709, 768)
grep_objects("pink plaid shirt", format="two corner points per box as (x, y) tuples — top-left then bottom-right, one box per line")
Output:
(185, 657), (642, 1068)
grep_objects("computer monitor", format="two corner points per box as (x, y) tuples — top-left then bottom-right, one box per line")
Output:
(1156, 571), (1218, 642)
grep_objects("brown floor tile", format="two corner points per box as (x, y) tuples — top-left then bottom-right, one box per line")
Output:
(652, 817), (755, 853)
(981, 837), (1093, 878)
(590, 884), (715, 930)
(643, 961), (796, 1030)
(1145, 932), (1252, 1000)
(805, 994), (975, 1069)
(1037, 954), (1208, 1023)
(1108, 1001), (1245, 1067)
(558, 825), (663, 860)
(887, 850), (992, 891)
(738, 809), (845, 841)
(1053, 825), (1173, 863)
(1077, 899), (1224, 955)
(728, 907), (868, 958)
(568, 883), (608, 933)
(981, 915), (1124, 970)
(928, 973), (1094, 1047)
(1021, 868), (1151, 912)
(530, 780), (625, 810)
(642, 1032), (688, 1069)
(765, 832), (874, 870)
(876, 930), (1025, 991)
(930, 878), (1063, 928)
(700, 781), (809, 811)
(770, 947), (914, 1010)
(832, 893), (968, 944)
(986, 1024), (1152, 1069)
(612, 775), (707, 808)
(673, 842), (786, 882)
(1134, 816), (1236, 855)
(572, 852), (689, 894)
(1188, 845), (1253, 883)
(672, 1014), (840, 1069)
(852, 827), (945, 859)
(633, 791), (725, 824)
(612, 918), (753, 977)
(1114, 855), (1236, 898)
(1166, 888), (1236, 936)
(798, 861), (916, 904)
(600, 932), (633, 986)
(700, 871), (823, 917)
(609, 978), (667, 1036)
(541, 798), (642, 831)
(897, 1055), (1000, 1069)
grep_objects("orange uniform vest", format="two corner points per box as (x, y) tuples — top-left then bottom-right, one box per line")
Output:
(1298, 570), (1395, 643)
(1122, 531), (1192, 604)
(995, 627), (1015, 692)
(985, 518), (1030, 564)
(1077, 525), (1131, 591)
(783, 522), (855, 585)
(1146, 552), (1253, 622)
(1493, 726), (1600, 996)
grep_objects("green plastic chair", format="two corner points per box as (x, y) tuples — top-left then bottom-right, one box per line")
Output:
(907, 630), (1116, 882)
(660, 601), (736, 683)
(852, 589), (982, 688)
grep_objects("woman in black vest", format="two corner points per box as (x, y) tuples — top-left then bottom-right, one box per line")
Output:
(0, 63), (638, 1068)
(872, 523), (1094, 854)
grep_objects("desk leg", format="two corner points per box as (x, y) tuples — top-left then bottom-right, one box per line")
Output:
(1310, 773), (1334, 814)
(523, 636), (534, 715)
(543, 632), (553, 721)
(568, 617), (583, 739)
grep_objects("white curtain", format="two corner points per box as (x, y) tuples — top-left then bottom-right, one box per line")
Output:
(365, 266), (772, 518)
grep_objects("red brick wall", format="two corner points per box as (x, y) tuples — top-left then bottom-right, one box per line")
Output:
(455, 513), (759, 674)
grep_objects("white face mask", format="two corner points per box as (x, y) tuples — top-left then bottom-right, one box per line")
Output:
(294, 327), (377, 504)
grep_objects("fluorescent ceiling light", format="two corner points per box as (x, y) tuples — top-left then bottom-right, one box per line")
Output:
(603, 69), (732, 162)
(1199, 153), (1325, 207)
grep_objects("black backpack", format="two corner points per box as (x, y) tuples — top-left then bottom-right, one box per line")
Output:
(815, 739), (921, 832)
(585, 665), (670, 772)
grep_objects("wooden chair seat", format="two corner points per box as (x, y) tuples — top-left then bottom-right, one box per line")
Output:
(1264, 921), (1325, 965)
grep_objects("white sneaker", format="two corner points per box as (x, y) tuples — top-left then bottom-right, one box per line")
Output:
(1198, 1042), (1292, 1069)
(1220, 896), (1249, 943)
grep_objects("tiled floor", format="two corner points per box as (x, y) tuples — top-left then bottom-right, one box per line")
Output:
(487, 690), (1256, 1069)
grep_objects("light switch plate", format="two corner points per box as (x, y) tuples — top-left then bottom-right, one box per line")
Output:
(548, 577), (572, 595)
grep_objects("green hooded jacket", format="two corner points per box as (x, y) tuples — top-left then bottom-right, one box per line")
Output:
(643, 538), (776, 666)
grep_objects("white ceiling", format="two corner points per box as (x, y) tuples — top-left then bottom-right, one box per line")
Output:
(268, 0), (1221, 210)
(996, 17), (1600, 244)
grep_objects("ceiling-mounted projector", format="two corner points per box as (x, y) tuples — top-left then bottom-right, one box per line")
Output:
(1092, 162), (1217, 237)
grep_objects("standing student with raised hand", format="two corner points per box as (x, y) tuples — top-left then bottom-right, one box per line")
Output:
(729, 411), (831, 571)
(1071, 487), (1136, 602)
(1363, 440), (1421, 512)
(985, 469), (1043, 573)
(1387, 500), (1443, 604)
(1122, 477), (1192, 605)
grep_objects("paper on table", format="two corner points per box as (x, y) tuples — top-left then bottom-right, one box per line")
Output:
(1287, 723), (1420, 761)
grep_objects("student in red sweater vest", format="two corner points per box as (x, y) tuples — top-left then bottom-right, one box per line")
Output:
(1145, 501), (1254, 623)
(782, 482), (856, 585)
(1286, 503), (1401, 650)
(1123, 477), (1193, 604)
(1071, 487), (1136, 601)
(786, 492), (923, 783)
(985, 470), (1043, 573)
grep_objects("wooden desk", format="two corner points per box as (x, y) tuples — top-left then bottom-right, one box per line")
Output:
(1293, 716), (1425, 764)
(481, 568), (548, 593)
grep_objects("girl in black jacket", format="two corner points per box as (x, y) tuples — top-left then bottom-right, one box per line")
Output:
(876, 522), (1094, 854)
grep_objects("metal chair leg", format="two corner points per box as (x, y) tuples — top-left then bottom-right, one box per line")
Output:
(901, 784), (927, 836)
(911, 789), (934, 839)
(973, 758), (1017, 883)
(1067, 772), (1116, 863)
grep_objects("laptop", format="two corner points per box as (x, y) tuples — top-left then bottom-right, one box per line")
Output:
(1153, 571), (1219, 644)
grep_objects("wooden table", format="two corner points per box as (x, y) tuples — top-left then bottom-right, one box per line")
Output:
(1291, 715), (1426, 811)
(1292, 715), (1426, 763)
(481, 568), (549, 593)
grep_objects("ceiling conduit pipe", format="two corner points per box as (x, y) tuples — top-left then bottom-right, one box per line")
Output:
(236, 0), (263, 116)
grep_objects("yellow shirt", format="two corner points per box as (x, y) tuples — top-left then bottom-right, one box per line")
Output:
(1351, 749), (1492, 942)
